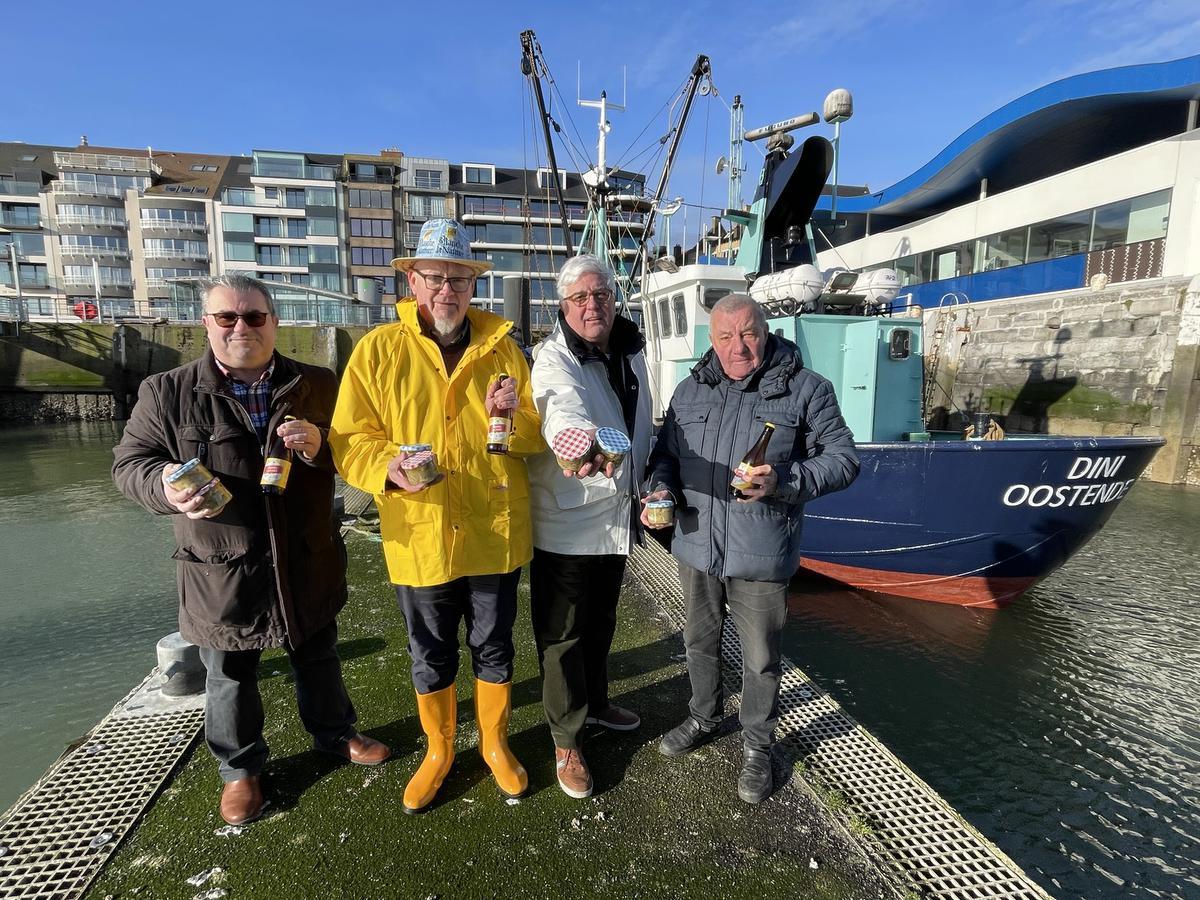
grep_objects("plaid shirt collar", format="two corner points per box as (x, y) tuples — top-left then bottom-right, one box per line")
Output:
(214, 355), (275, 443)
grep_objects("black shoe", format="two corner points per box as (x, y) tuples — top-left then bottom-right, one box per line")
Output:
(658, 717), (716, 757)
(738, 746), (773, 804)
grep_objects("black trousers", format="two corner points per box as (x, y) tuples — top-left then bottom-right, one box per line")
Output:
(198, 620), (357, 782)
(530, 548), (626, 749)
(394, 569), (520, 694)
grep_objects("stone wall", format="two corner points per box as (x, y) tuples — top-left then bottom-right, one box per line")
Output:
(926, 276), (1200, 484)
(0, 323), (370, 424)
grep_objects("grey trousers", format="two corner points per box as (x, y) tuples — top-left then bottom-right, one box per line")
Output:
(678, 563), (788, 752)
(199, 620), (357, 782)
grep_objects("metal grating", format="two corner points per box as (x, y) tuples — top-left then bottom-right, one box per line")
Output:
(337, 483), (375, 518)
(0, 677), (204, 900)
(628, 540), (1051, 900)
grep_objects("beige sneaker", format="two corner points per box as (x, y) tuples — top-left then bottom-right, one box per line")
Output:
(555, 747), (593, 799)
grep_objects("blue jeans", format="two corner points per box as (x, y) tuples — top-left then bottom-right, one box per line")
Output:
(199, 620), (357, 782)
(678, 563), (788, 752)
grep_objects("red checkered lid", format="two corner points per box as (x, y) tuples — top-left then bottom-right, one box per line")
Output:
(596, 427), (631, 453)
(400, 450), (435, 468)
(552, 427), (593, 460)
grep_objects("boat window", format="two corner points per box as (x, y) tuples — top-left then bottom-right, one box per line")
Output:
(657, 298), (671, 337)
(671, 293), (687, 336)
(702, 287), (732, 310)
(643, 303), (654, 340)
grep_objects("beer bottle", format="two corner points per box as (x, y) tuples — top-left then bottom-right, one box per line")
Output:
(261, 415), (295, 495)
(487, 372), (513, 455)
(730, 422), (775, 499)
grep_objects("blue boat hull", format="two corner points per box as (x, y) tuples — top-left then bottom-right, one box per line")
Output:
(798, 436), (1164, 607)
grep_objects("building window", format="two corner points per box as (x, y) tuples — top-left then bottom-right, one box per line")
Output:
(404, 221), (424, 242)
(1, 261), (50, 287)
(285, 188), (305, 208)
(223, 187), (256, 206)
(351, 246), (389, 266)
(351, 217), (393, 237)
(255, 216), (283, 238)
(349, 189), (388, 209)
(537, 168), (567, 190)
(224, 241), (255, 261)
(307, 217), (338, 236)
(286, 218), (307, 239)
(257, 245), (283, 266)
(0, 232), (46, 255)
(310, 245), (339, 264)
(144, 238), (207, 258)
(306, 187), (336, 207)
(309, 272), (341, 291)
(190, 163), (218, 172)
(407, 195), (445, 218)
(1026, 210), (1093, 263)
(463, 164), (494, 185)
(414, 169), (442, 189)
(2, 203), (41, 226)
(286, 246), (308, 267)
(222, 212), (254, 233)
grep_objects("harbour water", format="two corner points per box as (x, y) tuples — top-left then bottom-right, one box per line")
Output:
(786, 481), (1200, 899)
(1, 425), (1197, 899)
(0, 423), (175, 811)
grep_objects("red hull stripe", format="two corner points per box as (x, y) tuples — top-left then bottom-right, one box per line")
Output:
(797, 557), (1039, 609)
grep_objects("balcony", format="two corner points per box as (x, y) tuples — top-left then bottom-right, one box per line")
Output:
(0, 212), (41, 229)
(0, 181), (41, 197)
(143, 247), (209, 261)
(59, 245), (130, 260)
(62, 273), (133, 288)
(56, 213), (127, 227)
(139, 217), (207, 232)
(50, 180), (128, 199)
(54, 151), (160, 176)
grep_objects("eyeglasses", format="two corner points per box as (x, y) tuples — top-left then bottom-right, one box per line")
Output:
(563, 288), (614, 308)
(206, 310), (271, 328)
(415, 270), (473, 292)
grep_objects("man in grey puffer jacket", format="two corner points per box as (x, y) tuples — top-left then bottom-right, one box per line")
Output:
(642, 293), (858, 803)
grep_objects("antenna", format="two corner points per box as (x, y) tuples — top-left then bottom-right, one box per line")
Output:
(715, 156), (727, 175)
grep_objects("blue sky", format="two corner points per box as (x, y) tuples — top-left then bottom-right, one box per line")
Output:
(6, 0), (1198, 248)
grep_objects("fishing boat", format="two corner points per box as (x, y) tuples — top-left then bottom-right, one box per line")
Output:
(636, 118), (1163, 608)
(520, 34), (1164, 608)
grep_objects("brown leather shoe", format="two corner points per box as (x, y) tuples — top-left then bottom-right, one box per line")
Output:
(220, 775), (265, 826)
(555, 747), (593, 799)
(318, 732), (391, 766)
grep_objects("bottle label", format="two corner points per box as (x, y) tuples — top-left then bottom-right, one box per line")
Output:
(488, 416), (511, 447)
(730, 461), (755, 491)
(261, 456), (292, 488)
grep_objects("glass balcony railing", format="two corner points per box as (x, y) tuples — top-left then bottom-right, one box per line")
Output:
(140, 217), (207, 231)
(50, 181), (128, 198)
(53, 151), (161, 175)
(0, 212), (41, 228)
(56, 214), (127, 227)
(143, 248), (209, 261)
(0, 181), (41, 197)
(59, 246), (130, 259)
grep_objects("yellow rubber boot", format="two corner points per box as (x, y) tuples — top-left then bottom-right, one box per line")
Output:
(403, 685), (456, 814)
(474, 679), (528, 798)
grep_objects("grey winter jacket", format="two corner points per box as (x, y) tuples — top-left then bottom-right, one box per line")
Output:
(645, 334), (859, 582)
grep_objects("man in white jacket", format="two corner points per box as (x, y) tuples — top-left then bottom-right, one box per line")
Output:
(528, 254), (654, 799)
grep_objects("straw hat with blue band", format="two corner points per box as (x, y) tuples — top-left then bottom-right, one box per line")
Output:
(391, 218), (493, 276)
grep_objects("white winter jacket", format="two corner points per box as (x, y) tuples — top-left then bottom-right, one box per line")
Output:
(528, 316), (654, 556)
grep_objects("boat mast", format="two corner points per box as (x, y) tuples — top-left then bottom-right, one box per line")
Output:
(520, 30), (574, 257)
(638, 54), (711, 277)
(578, 88), (624, 261)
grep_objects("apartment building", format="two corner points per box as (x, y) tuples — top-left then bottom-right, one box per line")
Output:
(450, 163), (645, 323)
(2, 140), (646, 324)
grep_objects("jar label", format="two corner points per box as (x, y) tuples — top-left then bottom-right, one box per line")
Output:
(262, 457), (291, 487)
(730, 461), (755, 491)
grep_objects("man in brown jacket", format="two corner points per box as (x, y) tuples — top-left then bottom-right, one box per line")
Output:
(113, 273), (388, 825)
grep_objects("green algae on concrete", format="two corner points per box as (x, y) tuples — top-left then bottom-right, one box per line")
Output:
(91, 535), (893, 900)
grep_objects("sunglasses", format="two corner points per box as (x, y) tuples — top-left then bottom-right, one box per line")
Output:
(207, 310), (272, 328)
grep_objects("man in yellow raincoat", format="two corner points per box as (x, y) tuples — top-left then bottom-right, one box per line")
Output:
(329, 218), (543, 813)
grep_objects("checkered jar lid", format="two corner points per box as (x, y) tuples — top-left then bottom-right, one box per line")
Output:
(551, 427), (594, 460)
(400, 450), (435, 468)
(596, 427), (631, 453)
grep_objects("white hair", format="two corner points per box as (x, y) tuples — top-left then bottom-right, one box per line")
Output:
(556, 254), (615, 299)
